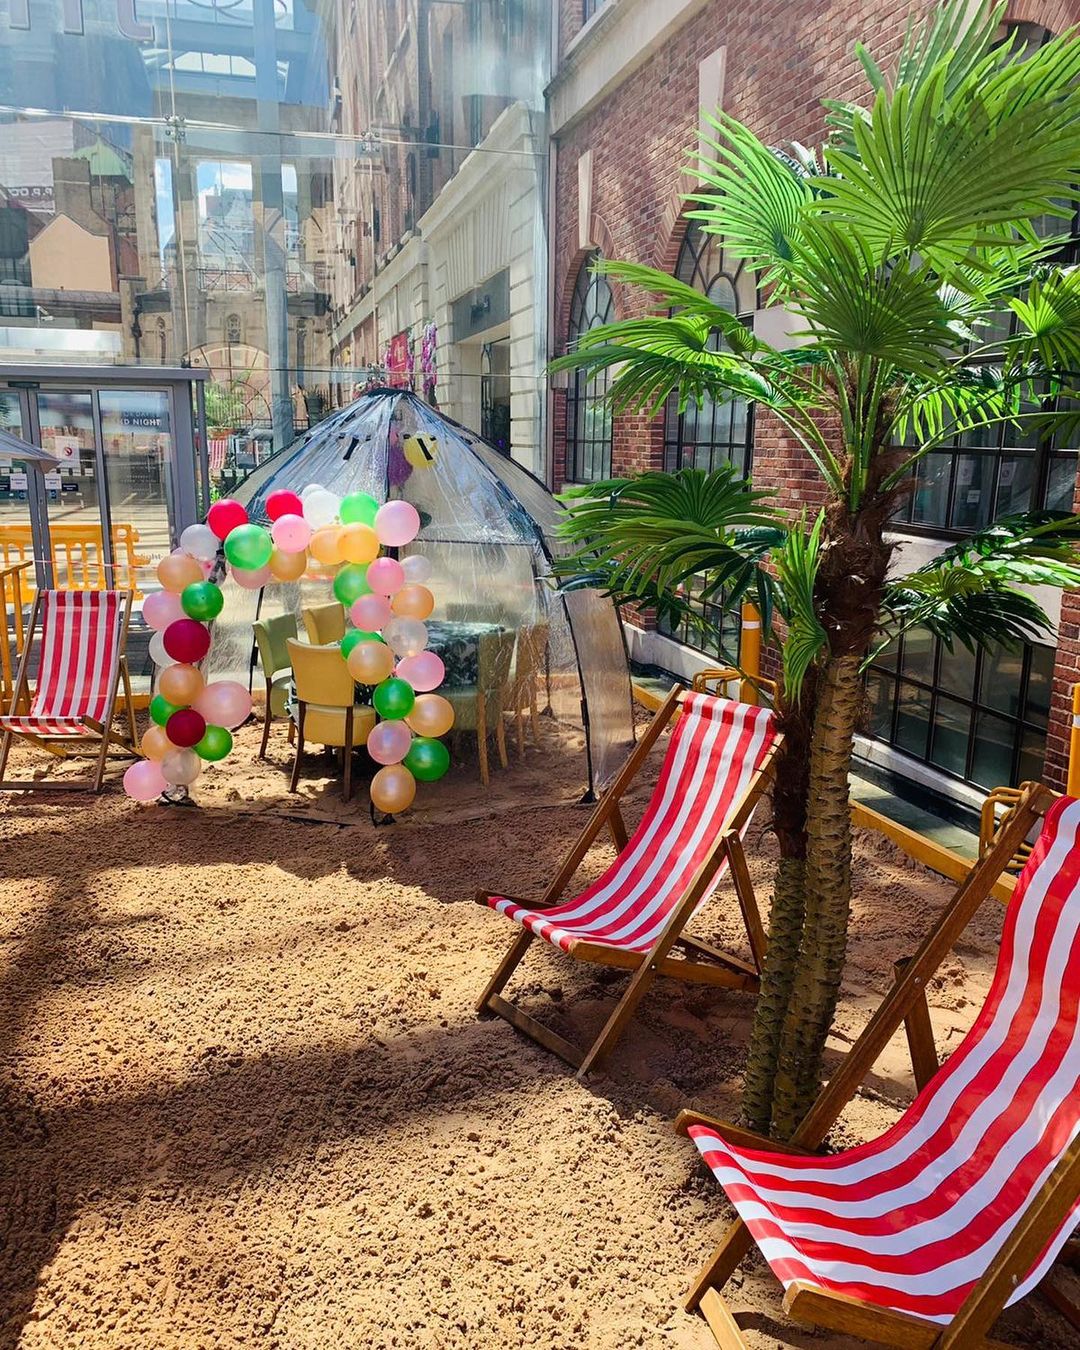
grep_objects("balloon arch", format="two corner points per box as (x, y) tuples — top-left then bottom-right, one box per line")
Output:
(125, 480), (454, 816)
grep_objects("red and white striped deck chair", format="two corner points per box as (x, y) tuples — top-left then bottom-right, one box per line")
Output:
(476, 686), (782, 1077)
(0, 589), (137, 792)
(676, 782), (1080, 1350)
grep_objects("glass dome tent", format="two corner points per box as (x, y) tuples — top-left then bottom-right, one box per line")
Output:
(211, 388), (635, 797)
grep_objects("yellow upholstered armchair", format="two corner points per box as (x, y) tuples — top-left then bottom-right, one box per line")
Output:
(286, 639), (375, 802)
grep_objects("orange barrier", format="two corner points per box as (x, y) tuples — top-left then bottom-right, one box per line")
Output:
(0, 522), (150, 598)
(0, 560), (32, 712)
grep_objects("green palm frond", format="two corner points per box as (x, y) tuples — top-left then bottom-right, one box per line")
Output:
(554, 466), (783, 625)
(1007, 267), (1080, 371)
(687, 113), (812, 288)
(773, 512), (828, 704)
(816, 39), (1080, 267)
(881, 579), (1053, 652)
(890, 366), (1027, 453)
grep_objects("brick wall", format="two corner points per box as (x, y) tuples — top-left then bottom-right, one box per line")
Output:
(551, 0), (1080, 789)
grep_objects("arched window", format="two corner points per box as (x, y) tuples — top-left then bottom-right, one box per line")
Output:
(663, 219), (756, 476)
(226, 313), (241, 346)
(565, 252), (614, 482)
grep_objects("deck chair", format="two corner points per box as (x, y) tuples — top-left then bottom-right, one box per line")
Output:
(476, 686), (781, 1077)
(0, 589), (137, 792)
(676, 781), (1080, 1350)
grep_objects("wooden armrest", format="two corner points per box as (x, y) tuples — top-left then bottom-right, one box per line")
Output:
(675, 1110), (814, 1156)
(474, 890), (558, 909)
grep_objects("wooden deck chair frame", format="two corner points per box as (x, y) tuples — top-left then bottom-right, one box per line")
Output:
(674, 780), (1073, 1350)
(0, 589), (138, 793)
(476, 686), (782, 1079)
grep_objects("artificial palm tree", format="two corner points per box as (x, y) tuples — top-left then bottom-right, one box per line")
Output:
(552, 0), (1080, 1138)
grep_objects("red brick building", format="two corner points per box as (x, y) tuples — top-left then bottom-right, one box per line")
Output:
(547, 0), (1080, 811)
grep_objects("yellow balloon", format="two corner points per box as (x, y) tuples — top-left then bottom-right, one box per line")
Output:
(159, 662), (204, 706)
(141, 724), (174, 762)
(407, 693), (454, 738)
(268, 548), (307, 582)
(339, 523), (380, 565)
(309, 527), (345, 566)
(403, 433), (438, 470)
(157, 553), (203, 594)
(371, 763), (417, 814)
(347, 640), (395, 685)
(391, 583), (434, 621)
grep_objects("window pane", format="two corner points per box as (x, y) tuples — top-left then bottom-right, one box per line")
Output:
(901, 627), (935, 685)
(1024, 644), (1054, 728)
(994, 455), (1034, 515)
(895, 682), (933, 759)
(949, 454), (994, 530)
(937, 642), (977, 701)
(978, 643), (1024, 718)
(864, 671), (896, 738)
(971, 709), (1016, 788)
(873, 634), (900, 672)
(1045, 455), (1077, 512)
(1017, 727), (1048, 785)
(929, 696), (972, 777)
(911, 453), (952, 527)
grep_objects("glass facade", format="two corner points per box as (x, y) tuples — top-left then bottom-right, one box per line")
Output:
(565, 252), (613, 482)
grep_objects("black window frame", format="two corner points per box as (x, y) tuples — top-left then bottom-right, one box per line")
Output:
(565, 251), (614, 483)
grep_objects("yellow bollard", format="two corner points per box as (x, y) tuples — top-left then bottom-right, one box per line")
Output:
(740, 602), (762, 707)
(1069, 685), (1080, 797)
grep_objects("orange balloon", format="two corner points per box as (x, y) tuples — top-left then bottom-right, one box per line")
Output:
(391, 583), (434, 621)
(268, 548), (308, 582)
(309, 527), (344, 567)
(141, 724), (174, 762)
(347, 640), (395, 685)
(407, 693), (454, 738)
(370, 763), (416, 814)
(159, 662), (205, 706)
(339, 523), (380, 565)
(157, 553), (203, 593)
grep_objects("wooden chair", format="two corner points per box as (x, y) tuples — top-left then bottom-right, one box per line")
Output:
(508, 621), (549, 754)
(252, 613), (298, 759)
(676, 781), (1080, 1350)
(0, 589), (137, 792)
(475, 687), (781, 1077)
(302, 601), (346, 645)
(286, 639), (375, 802)
(445, 628), (515, 787)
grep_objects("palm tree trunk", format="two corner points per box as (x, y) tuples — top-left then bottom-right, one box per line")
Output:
(768, 651), (863, 1139)
(742, 855), (807, 1133)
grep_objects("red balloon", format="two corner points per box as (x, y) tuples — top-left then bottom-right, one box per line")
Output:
(207, 498), (249, 540)
(163, 618), (211, 664)
(165, 708), (207, 748)
(266, 489), (304, 521)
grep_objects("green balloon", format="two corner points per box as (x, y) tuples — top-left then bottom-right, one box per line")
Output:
(194, 723), (233, 761)
(340, 492), (379, 526)
(150, 694), (181, 727)
(373, 676), (415, 720)
(403, 736), (450, 782)
(332, 563), (371, 606)
(181, 580), (224, 622)
(340, 629), (384, 658)
(223, 522), (273, 571)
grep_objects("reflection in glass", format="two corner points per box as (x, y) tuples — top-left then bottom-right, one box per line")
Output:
(895, 683), (932, 758)
(936, 640), (977, 701)
(971, 709), (1016, 788)
(978, 642), (1024, 718)
(901, 625), (935, 685)
(949, 453), (993, 530)
(929, 695), (972, 777)
(98, 390), (174, 596)
(911, 453), (952, 527)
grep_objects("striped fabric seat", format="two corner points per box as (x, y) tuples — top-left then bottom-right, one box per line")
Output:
(0, 590), (124, 738)
(689, 793), (1080, 1325)
(489, 693), (777, 955)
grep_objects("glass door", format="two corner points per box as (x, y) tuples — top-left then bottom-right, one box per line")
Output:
(97, 389), (175, 598)
(32, 389), (107, 592)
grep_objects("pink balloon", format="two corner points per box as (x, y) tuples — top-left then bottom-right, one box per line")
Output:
(124, 758), (167, 802)
(401, 554), (432, 584)
(367, 719), (412, 766)
(375, 500), (421, 548)
(270, 513), (311, 553)
(142, 589), (185, 632)
(351, 594), (392, 630)
(396, 650), (445, 693)
(367, 557), (405, 596)
(194, 680), (253, 729)
(232, 564), (272, 590)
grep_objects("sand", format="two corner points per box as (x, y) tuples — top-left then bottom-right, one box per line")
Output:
(0, 715), (1076, 1349)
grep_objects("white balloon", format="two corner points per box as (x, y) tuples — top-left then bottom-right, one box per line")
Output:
(305, 489), (341, 528)
(384, 616), (428, 658)
(301, 482), (322, 498)
(161, 748), (202, 786)
(148, 630), (177, 668)
(180, 523), (220, 563)
(401, 554), (432, 584)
